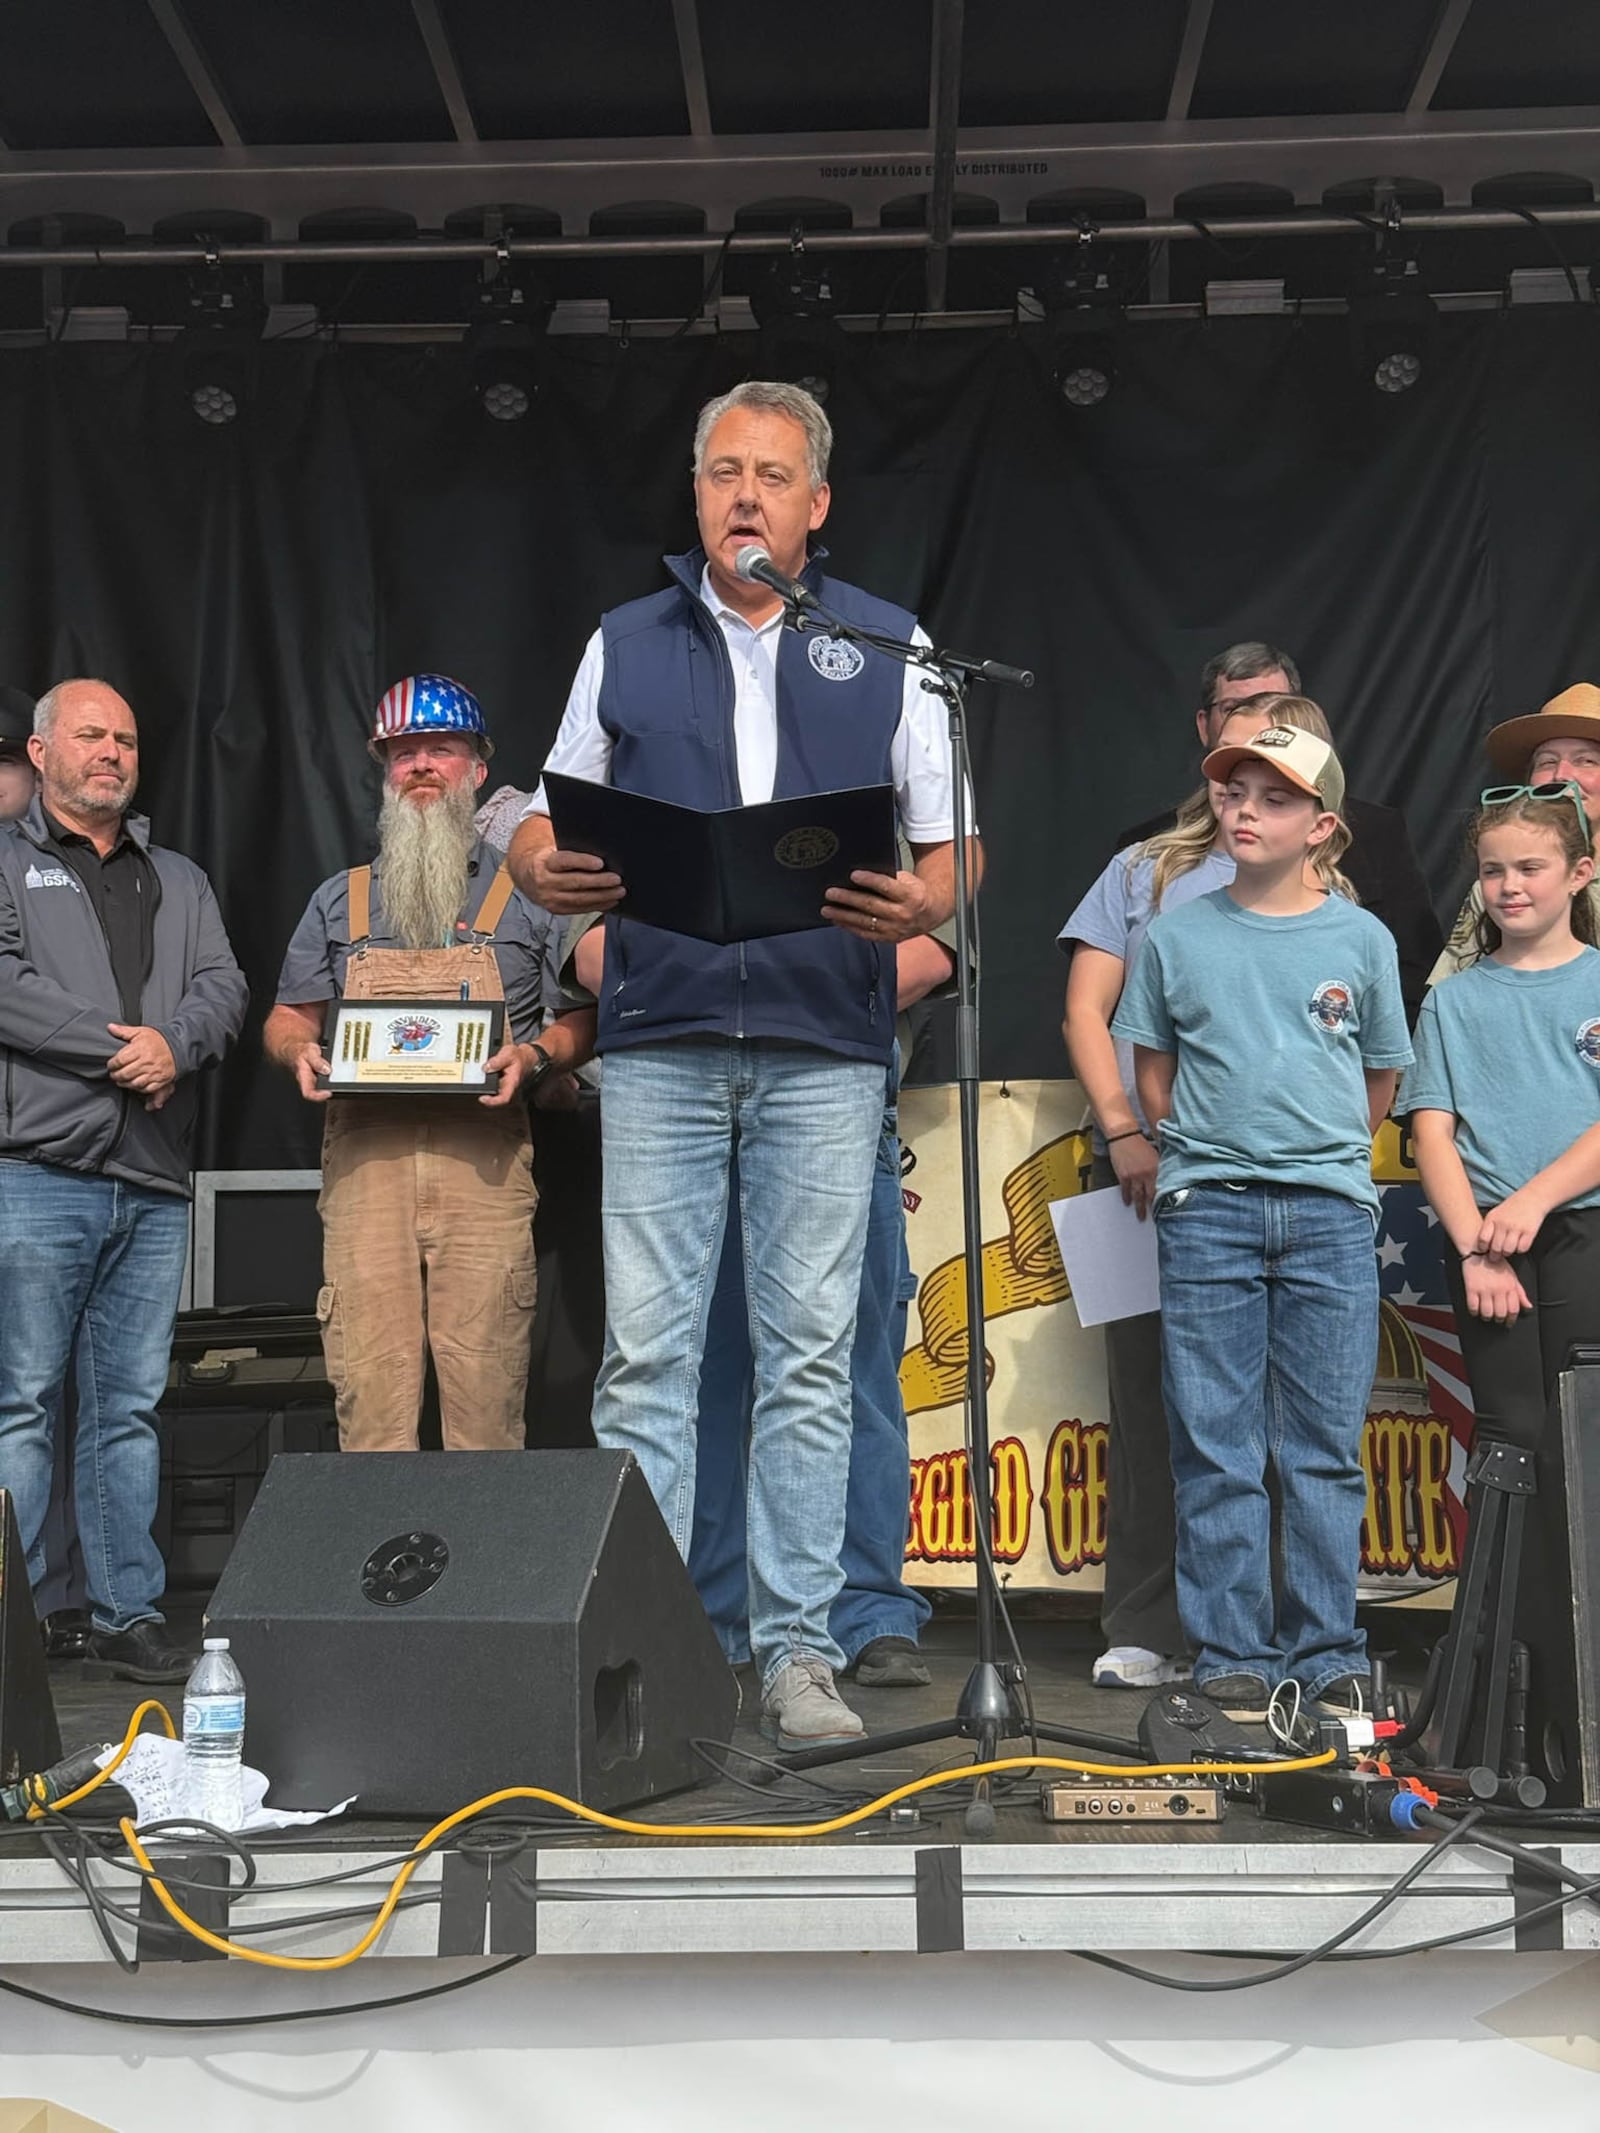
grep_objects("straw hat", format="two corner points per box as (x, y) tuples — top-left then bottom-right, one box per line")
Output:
(1485, 683), (1600, 776)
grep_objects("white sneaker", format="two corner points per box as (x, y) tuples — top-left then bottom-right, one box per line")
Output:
(761, 1654), (866, 1749)
(1092, 1646), (1192, 1690)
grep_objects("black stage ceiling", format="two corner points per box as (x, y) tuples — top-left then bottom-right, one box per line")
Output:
(1, 1), (1600, 327)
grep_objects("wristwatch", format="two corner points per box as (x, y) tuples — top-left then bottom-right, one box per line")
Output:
(526, 1043), (557, 1089)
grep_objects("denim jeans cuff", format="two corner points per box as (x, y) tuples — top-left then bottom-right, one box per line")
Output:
(1300, 1663), (1370, 1700)
(91, 1609), (165, 1637)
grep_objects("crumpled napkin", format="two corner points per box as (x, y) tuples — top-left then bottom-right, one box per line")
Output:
(95, 1734), (354, 1832)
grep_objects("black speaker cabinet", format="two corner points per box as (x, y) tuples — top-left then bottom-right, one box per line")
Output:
(1518, 1357), (1600, 1807)
(206, 1451), (738, 1816)
(0, 1489), (61, 1784)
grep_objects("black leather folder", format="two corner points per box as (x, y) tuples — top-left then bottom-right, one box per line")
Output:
(544, 772), (897, 944)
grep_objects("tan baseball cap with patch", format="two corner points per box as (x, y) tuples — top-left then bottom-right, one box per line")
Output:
(1201, 723), (1346, 816)
(1485, 683), (1600, 777)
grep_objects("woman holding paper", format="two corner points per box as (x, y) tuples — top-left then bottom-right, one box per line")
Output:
(1057, 694), (1338, 1692)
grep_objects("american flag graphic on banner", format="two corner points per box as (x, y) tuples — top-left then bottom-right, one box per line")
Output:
(1363, 1178), (1471, 1583)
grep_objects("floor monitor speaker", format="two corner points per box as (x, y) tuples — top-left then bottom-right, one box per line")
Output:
(0, 1489), (61, 1785)
(1518, 1354), (1600, 1807)
(207, 1451), (738, 1816)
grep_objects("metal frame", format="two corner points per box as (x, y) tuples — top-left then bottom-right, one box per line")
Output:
(1, 108), (1599, 251)
(144, 0), (244, 151)
(669, 0), (713, 143)
(1409, 0), (1477, 115)
(0, 1836), (1594, 1965)
(924, 0), (965, 312)
(1166, 0), (1216, 124)
(189, 1168), (322, 1312)
(409, 0), (479, 146)
(1, 201), (1598, 277)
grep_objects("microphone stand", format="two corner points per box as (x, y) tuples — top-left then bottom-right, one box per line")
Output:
(766, 588), (1136, 1835)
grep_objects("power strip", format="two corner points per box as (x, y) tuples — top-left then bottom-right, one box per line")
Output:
(1041, 1778), (1223, 1823)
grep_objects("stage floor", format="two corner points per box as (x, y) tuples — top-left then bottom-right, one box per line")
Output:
(2, 1606), (1596, 1973)
(39, 1599), (1446, 1852)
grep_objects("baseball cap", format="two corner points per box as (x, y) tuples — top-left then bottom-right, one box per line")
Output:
(0, 686), (34, 753)
(1484, 683), (1600, 778)
(1202, 724), (1346, 816)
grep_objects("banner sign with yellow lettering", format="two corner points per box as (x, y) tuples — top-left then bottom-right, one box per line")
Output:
(898, 1082), (1466, 1594)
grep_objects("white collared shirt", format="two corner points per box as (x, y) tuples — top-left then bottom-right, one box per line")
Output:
(526, 567), (967, 843)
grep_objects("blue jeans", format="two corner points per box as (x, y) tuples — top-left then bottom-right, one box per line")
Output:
(1154, 1181), (1376, 1698)
(691, 1093), (932, 1667)
(592, 1039), (884, 1687)
(0, 1160), (186, 1633)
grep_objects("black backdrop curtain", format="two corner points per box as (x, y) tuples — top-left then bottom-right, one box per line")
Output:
(2, 306), (1598, 1170)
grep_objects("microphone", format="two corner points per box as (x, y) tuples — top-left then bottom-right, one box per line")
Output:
(733, 546), (815, 607)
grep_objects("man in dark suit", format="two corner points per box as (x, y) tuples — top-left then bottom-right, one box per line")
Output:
(1115, 642), (1441, 1024)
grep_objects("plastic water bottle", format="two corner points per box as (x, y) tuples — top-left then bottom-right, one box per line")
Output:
(183, 1637), (246, 1831)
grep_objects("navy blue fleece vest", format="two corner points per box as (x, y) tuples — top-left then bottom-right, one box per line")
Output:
(594, 548), (912, 1062)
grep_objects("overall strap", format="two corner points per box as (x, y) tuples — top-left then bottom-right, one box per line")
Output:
(347, 865), (372, 947)
(471, 863), (516, 940)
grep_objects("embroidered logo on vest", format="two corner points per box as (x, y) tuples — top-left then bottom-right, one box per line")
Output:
(807, 635), (866, 683)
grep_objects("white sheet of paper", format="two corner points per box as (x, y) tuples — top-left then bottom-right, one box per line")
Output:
(1049, 1186), (1161, 1328)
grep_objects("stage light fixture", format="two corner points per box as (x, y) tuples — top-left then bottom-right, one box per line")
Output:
(1036, 238), (1123, 411)
(176, 273), (265, 427)
(1050, 309), (1117, 407)
(1348, 248), (1436, 397)
(465, 271), (553, 423)
(749, 247), (845, 404)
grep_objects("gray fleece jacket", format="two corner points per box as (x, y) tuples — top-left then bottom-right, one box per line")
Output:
(0, 797), (248, 1195)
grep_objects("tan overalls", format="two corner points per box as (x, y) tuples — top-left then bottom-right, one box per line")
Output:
(315, 862), (538, 1452)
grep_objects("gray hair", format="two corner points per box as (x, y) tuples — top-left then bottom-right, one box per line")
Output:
(1199, 642), (1301, 710)
(33, 677), (119, 739)
(692, 380), (832, 489)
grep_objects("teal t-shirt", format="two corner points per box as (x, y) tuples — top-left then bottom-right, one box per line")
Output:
(1401, 945), (1600, 1210)
(1111, 889), (1413, 1214)
(1056, 845), (1235, 1144)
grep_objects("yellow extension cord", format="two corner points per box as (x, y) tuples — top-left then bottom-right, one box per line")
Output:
(31, 1699), (1336, 1973)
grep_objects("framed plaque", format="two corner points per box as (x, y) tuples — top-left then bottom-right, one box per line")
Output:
(319, 997), (505, 1096)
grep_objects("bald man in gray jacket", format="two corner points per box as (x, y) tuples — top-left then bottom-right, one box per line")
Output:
(0, 679), (247, 1683)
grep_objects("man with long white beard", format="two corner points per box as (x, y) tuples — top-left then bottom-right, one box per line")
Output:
(266, 676), (592, 1452)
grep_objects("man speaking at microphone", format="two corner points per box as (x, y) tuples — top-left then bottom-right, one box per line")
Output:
(510, 380), (974, 1750)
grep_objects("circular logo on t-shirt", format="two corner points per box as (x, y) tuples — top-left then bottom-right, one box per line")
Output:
(1575, 1017), (1600, 1067)
(807, 635), (865, 682)
(774, 826), (839, 869)
(1308, 980), (1355, 1034)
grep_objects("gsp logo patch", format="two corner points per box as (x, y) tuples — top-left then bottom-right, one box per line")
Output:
(23, 862), (80, 893)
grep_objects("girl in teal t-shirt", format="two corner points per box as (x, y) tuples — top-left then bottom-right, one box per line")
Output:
(1406, 785), (1600, 1450)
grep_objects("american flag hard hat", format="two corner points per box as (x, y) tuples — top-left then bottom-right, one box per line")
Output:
(369, 674), (493, 758)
